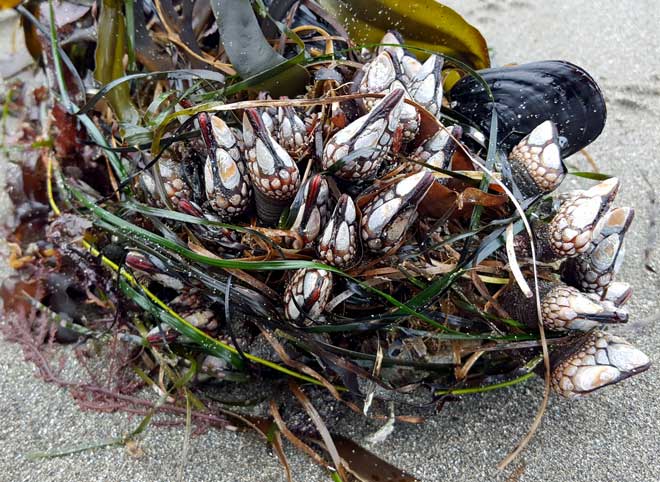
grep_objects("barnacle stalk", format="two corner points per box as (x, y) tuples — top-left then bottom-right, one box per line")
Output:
(500, 279), (628, 331)
(243, 108), (301, 224)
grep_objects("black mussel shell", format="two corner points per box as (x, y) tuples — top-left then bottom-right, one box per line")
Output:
(448, 61), (606, 157)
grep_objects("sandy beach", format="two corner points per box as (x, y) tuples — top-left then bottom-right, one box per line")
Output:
(1, 1), (660, 480)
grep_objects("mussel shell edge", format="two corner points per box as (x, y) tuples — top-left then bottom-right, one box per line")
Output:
(448, 60), (606, 157)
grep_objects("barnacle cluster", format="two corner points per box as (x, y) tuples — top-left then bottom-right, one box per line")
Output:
(4, 2), (651, 476)
(129, 30), (652, 399)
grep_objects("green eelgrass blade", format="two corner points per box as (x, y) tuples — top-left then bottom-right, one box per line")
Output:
(119, 278), (244, 368)
(434, 371), (535, 396)
(124, 200), (253, 232)
(71, 185), (325, 271)
(400, 268), (464, 312)
(472, 218), (524, 266)
(47, 0), (71, 108)
(73, 70), (226, 117)
(468, 112), (500, 231)
(81, 237), (343, 388)
(568, 171), (612, 181)
(26, 437), (128, 460)
(434, 356), (542, 396)
(15, 4), (85, 98)
(72, 183), (475, 335)
(329, 471), (343, 482)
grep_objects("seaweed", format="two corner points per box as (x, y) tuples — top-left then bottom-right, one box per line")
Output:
(1, 0), (634, 478)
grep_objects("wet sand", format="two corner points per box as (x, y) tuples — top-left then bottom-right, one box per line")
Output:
(2, 1), (660, 480)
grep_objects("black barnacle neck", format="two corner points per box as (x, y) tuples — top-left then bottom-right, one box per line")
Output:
(513, 221), (558, 263)
(498, 279), (555, 330)
(508, 154), (545, 199)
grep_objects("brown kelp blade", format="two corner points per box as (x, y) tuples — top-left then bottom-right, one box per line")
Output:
(332, 435), (419, 482)
(94, 0), (139, 125)
(318, 0), (490, 69)
(0, 0), (20, 8)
